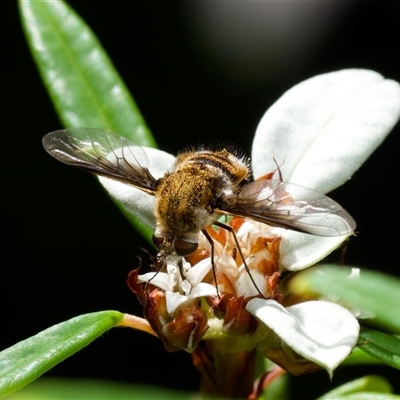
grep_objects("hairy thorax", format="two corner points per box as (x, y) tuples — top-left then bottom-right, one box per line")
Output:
(155, 167), (218, 236)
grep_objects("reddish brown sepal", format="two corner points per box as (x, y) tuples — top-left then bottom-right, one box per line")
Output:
(266, 272), (283, 302)
(127, 269), (209, 352)
(126, 268), (148, 306)
(210, 294), (258, 335)
(162, 306), (209, 352)
(143, 289), (183, 352)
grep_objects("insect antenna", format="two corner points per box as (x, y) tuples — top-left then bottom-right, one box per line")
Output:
(139, 247), (166, 284)
(203, 222), (266, 298)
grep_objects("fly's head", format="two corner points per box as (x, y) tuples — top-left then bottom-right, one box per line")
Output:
(152, 227), (199, 259)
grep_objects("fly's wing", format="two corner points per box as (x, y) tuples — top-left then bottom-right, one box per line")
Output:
(42, 128), (158, 195)
(218, 179), (356, 236)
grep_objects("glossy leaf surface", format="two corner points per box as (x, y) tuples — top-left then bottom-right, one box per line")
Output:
(0, 311), (123, 398)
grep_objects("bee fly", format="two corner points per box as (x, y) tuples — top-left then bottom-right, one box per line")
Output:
(43, 128), (356, 295)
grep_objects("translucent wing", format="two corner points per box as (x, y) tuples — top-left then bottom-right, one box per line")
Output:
(42, 128), (158, 195)
(219, 179), (356, 236)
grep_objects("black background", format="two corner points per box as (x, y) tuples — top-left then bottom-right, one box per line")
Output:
(2, 1), (400, 397)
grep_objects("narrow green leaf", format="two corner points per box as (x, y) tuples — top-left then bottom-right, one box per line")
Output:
(341, 347), (381, 366)
(19, 0), (155, 146)
(358, 327), (400, 370)
(0, 311), (123, 398)
(7, 378), (192, 400)
(356, 395), (398, 399)
(19, 0), (156, 240)
(290, 266), (400, 333)
(317, 375), (392, 399)
(321, 393), (399, 400)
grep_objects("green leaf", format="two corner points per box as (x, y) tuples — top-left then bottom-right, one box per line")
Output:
(7, 378), (192, 400)
(19, 0), (155, 146)
(0, 311), (123, 398)
(290, 266), (400, 333)
(317, 375), (392, 399)
(341, 347), (381, 366)
(358, 327), (400, 370)
(336, 395), (399, 400)
(19, 0), (156, 240)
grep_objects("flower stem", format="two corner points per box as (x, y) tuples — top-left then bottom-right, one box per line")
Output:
(192, 339), (256, 398)
(117, 313), (158, 337)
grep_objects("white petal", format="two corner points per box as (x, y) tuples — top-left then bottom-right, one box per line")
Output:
(137, 272), (171, 291)
(252, 69), (400, 194)
(246, 299), (359, 376)
(236, 220), (260, 236)
(275, 228), (351, 271)
(98, 147), (175, 228)
(190, 282), (218, 298)
(187, 258), (213, 285)
(165, 291), (189, 314)
(181, 279), (192, 295)
(235, 269), (266, 297)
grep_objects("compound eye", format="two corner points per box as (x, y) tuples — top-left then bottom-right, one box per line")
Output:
(152, 233), (164, 249)
(174, 239), (198, 257)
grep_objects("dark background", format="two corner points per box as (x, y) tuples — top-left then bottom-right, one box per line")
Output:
(2, 1), (400, 397)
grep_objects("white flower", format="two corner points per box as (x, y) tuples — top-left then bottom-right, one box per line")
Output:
(138, 257), (217, 315)
(246, 69), (399, 374)
(246, 299), (360, 377)
(100, 69), (400, 373)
